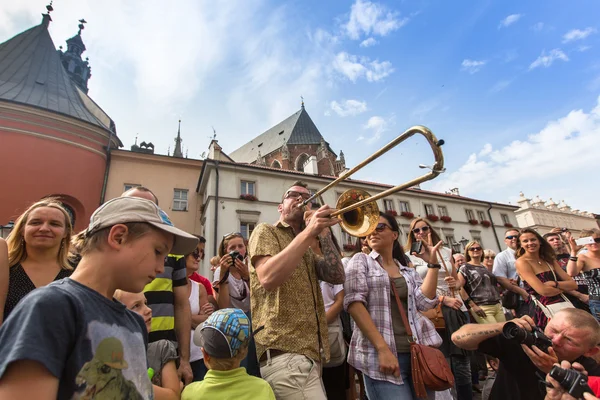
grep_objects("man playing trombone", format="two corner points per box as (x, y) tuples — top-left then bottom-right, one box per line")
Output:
(248, 180), (344, 399)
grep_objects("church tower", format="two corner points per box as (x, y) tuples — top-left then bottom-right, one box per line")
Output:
(58, 19), (91, 93)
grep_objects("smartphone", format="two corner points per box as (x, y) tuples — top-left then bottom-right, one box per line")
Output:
(575, 237), (594, 246)
(411, 241), (423, 255)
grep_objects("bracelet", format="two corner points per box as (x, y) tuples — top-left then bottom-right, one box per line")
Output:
(569, 256), (578, 262)
(427, 263), (441, 269)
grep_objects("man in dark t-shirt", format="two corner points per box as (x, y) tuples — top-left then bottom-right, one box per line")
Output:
(451, 309), (600, 400)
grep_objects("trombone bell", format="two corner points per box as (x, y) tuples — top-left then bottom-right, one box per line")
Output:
(335, 189), (380, 237)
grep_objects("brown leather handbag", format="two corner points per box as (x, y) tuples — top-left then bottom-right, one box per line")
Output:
(391, 279), (454, 399)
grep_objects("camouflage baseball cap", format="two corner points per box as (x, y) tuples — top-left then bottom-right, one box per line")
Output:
(193, 308), (250, 358)
(85, 197), (198, 255)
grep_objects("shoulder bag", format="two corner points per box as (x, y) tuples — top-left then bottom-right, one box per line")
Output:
(390, 278), (454, 399)
(324, 316), (347, 368)
(530, 262), (574, 320)
(501, 276), (521, 310)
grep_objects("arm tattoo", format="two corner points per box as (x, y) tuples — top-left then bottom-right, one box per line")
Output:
(454, 328), (502, 341)
(315, 234), (345, 284)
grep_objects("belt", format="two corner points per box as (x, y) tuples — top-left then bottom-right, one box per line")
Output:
(259, 349), (285, 363)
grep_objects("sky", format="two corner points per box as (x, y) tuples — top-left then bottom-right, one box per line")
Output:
(1, 0), (599, 213)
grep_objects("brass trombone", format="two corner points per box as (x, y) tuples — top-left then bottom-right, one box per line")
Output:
(300, 125), (445, 237)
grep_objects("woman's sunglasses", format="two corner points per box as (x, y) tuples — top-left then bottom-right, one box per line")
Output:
(484, 256), (495, 260)
(412, 226), (430, 234)
(191, 249), (202, 260)
(469, 247), (482, 252)
(374, 223), (392, 233)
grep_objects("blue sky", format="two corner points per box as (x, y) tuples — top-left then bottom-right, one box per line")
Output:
(2, 0), (599, 213)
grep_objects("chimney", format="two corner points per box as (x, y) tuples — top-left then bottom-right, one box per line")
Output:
(304, 156), (319, 175)
(208, 139), (222, 160)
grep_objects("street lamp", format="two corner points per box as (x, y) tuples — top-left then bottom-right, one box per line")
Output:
(0, 220), (14, 239)
(459, 236), (469, 250)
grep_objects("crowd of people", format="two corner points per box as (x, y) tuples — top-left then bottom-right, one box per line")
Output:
(0, 182), (598, 400)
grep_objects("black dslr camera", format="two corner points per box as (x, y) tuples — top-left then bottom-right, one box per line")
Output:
(229, 250), (244, 266)
(502, 321), (553, 352)
(548, 365), (593, 399)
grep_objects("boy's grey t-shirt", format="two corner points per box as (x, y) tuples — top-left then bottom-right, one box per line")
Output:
(0, 278), (153, 399)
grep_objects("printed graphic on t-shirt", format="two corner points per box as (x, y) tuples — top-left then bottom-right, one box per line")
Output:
(74, 321), (152, 399)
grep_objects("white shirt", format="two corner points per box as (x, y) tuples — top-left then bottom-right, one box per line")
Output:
(493, 247), (517, 280)
(213, 267), (250, 312)
(319, 281), (344, 312)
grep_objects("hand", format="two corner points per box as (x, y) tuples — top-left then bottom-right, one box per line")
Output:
(178, 360), (193, 385)
(509, 278), (519, 286)
(545, 360), (592, 400)
(581, 294), (590, 304)
(520, 289), (530, 301)
(304, 205), (340, 238)
(522, 345), (558, 374)
(443, 296), (463, 310)
(568, 237), (583, 256)
(377, 347), (400, 377)
(415, 240), (444, 264)
(471, 304), (487, 318)
(234, 258), (249, 280)
(511, 315), (536, 331)
(362, 246), (371, 254)
(219, 254), (232, 275)
(444, 276), (458, 289)
(200, 302), (214, 315)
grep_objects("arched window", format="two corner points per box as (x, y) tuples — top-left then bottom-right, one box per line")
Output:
(271, 160), (282, 169)
(295, 153), (310, 172)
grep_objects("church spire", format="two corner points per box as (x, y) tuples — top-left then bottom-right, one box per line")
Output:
(59, 18), (92, 93)
(41, 2), (53, 28)
(173, 119), (183, 158)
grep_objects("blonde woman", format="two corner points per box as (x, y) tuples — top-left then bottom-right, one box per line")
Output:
(4, 198), (73, 319)
(483, 250), (496, 273)
(458, 241), (505, 324)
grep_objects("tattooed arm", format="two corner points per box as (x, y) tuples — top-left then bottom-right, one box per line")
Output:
(451, 322), (505, 350)
(314, 230), (345, 285)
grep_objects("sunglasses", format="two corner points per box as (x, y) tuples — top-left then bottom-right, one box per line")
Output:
(484, 256), (495, 260)
(284, 190), (311, 200)
(469, 247), (482, 252)
(412, 226), (430, 234)
(593, 238), (600, 244)
(374, 223), (392, 233)
(191, 250), (201, 260)
(505, 235), (519, 240)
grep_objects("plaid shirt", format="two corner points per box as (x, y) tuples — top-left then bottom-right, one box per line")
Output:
(343, 251), (442, 385)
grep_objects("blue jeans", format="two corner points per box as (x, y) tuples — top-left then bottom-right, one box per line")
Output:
(363, 353), (433, 400)
(589, 299), (600, 322)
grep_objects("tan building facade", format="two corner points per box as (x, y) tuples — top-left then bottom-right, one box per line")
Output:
(105, 149), (204, 235)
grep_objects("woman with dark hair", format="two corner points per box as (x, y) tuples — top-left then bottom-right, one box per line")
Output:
(344, 212), (443, 399)
(213, 232), (260, 377)
(406, 218), (472, 400)
(516, 228), (577, 329)
(4, 198), (73, 319)
(458, 241), (505, 324)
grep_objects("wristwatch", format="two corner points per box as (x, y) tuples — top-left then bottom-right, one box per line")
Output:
(427, 263), (441, 269)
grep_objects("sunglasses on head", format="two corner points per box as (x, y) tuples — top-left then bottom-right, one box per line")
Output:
(505, 235), (519, 240)
(284, 190), (311, 200)
(469, 247), (482, 252)
(374, 223), (392, 233)
(223, 232), (243, 239)
(412, 226), (430, 234)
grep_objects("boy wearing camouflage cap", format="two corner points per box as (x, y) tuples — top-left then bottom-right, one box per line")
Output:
(0, 197), (198, 399)
(182, 308), (275, 400)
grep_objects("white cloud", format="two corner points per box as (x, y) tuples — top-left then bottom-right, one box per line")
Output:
(332, 52), (394, 82)
(490, 80), (512, 93)
(329, 99), (368, 117)
(431, 96), (600, 211)
(345, 0), (408, 40)
(531, 22), (544, 32)
(562, 27), (597, 43)
(359, 115), (391, 143)
(577, 45), (591, 52)
(360, 37), (377, 47)
(529, 49), (569, 70)
(499, 14), (523, 28)
(461, 59), (487, 74)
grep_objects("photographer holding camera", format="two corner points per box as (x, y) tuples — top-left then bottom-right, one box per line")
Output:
(452, 308), (600, 400)
(545, 360), (600, 400)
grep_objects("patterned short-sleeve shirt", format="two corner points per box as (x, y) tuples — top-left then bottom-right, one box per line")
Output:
(248, 221), (330, 362)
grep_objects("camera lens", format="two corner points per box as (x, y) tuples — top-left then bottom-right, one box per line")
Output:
(502, 322), (529, 344)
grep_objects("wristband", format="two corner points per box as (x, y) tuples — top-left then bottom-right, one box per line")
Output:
(427, 263), (441, 269)
(569, 256), (578, 262)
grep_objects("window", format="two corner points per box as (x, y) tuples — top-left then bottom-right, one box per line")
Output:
(471, 233), (483, 248)
(424, 204), (435, 216)
(438, 206), (448, 217)
(399, 201), (411, 213)
(173, 189), (188, 211)
(384, 199), (394, 212)
(240, 222), (256, 240)
(240, 181), (255, 196)
(501, 213), (510, 224)
(477, 211), (486, 221)
(465, 209), (475, 220)
(124, 183), (140, 192)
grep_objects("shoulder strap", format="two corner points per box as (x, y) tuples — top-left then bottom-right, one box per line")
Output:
(546, 262), (559, 282)
(375, 257), (415, 339)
